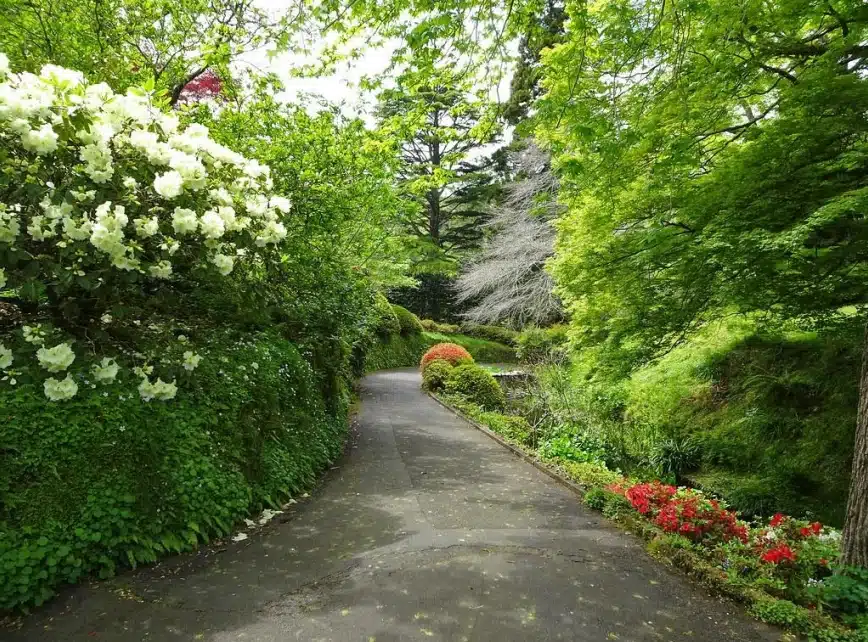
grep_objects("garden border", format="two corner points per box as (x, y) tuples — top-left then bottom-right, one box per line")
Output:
(426, 390), (860, 641)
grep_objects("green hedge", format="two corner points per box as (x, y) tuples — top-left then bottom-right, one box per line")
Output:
(364, 331), (516, 373)
(391, 304), (424, 335)
(445, 364), (506, 411)
(0, 331), (347, 610)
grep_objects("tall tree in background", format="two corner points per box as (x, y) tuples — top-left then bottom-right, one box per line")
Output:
(378, 64), (502, 319)
(503, 0), (566, 129)
(538, 0), (868, 564)
(456, 141), (563, 327)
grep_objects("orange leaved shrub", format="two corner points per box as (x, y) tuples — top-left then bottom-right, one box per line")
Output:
(420, 343), (473, 371)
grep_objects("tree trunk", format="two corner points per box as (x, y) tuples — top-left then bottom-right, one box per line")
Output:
(842, 322), (868, 568)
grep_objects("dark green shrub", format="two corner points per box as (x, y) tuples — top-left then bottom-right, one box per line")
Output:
(373, 293), (401, 337)
(459, 323), (519, 346)
(0, 331), (346, 611)
(391, 304), (424, 335)
(516, 325), (569, 364)
(420, 318), (460, 334)
(422, 360), (454, 391)
(602, 492), (634, 519)
(584, 487), (609, 511)
(815, 567), (868, 616)
(445, 364), (506, 410)
(364, 333), (432, 372)
(647, 437), (700, 480)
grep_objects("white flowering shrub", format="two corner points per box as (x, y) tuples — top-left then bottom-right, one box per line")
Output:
(0, 53), (293, 401)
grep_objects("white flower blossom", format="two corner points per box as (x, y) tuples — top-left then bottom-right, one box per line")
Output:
(148, 260), (173, 279)
(211, 253), (234, 276)
(44, 374), (78, 401)
(123, 176), (138, 189)
(138, 376), (177, 401)
(36, 342), (76, 372)
(0, 343), (12, 369)
(153, 170), (184, 198)
(0, 207), (20, 243)
(134, 216), (159, 238)
(270, 196), (291, 213)
(255, 221), (287, 246)
(40, 64), (84, 90)
(172, 207), (198, 235)
(101, 313), (113, 324)
(199, 210), (225, 239)
(92, 357), (119, 383)
(21, 123), (59, 155)
(22, 325), (45, 345)
(182, 351), (201, 371)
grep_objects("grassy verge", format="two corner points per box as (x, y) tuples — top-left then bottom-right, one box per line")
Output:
(432, 391), (866, 642)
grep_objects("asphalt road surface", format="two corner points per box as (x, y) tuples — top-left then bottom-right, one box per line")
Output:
(6, 368), (778, 641)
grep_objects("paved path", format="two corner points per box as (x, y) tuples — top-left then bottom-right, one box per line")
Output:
(8, 369), (777, 641)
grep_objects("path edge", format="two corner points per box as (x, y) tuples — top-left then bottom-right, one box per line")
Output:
(426, 392), (590, 501)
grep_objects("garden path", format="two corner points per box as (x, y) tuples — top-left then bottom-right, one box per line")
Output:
(8, 368), (777, 641)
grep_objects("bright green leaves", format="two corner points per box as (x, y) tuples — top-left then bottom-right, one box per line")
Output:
(537, 0), (868, 367)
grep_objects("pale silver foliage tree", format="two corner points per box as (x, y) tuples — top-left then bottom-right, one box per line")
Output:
(456, 141), (563, 327)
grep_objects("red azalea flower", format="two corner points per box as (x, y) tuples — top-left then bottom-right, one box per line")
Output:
(811, 522), (822, 535)
(800, 527), (811, 538)
(769, 513), (786, 527)
(761, 544), (796, 564)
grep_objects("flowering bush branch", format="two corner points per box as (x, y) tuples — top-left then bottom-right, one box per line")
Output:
(0, 53), (294, 401)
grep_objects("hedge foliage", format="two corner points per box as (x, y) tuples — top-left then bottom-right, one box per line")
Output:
(0, 331), (347, 610)
(421, 359), (454, 392)
(391, 304), (424, 335)
(444, 363), (506, 411)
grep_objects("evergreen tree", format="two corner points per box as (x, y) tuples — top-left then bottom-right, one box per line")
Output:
(378, 64), (502, 319)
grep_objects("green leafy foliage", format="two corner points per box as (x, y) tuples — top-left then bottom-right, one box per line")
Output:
(373, 293), (401, 337)
(516, 326), (568, 364)
(421, 360), (454, 392)
(445, 363), (506, 411)
(815, 567), (868, 617)
(458, 323), (518, 346)
(0, 331), (346, 610)
(420, 319), (460, 334)
(391, 304), (424, 335)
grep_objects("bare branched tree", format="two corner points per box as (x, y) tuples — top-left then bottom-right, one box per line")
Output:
(456, 141), (564, 328)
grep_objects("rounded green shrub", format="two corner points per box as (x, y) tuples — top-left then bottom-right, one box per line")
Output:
(373, 293), (401, 337)
(391, 304), (424, 335)
(445, 364), (506, 411)
(421, 318), (460, 334)
(516, 325), (569, 364)
(421, 360), (454, 391)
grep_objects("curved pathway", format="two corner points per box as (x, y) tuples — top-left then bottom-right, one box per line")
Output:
(9, 369), (776, 641)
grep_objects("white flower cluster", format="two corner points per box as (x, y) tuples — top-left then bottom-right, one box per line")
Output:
(0, 59), (291, 280)
(0, 55), (294, 402)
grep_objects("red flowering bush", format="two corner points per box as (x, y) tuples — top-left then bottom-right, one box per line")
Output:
(420, 343), (473, 371)
(624, 481), (676, 514)
(654, 490), (749, 544)
(761, 543), (797, 564)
